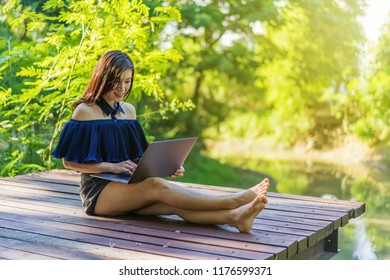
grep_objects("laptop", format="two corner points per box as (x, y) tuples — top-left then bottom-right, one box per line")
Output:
(91, 137), (198, 184)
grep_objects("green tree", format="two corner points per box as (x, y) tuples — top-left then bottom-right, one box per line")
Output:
(0, 0), (188, 176)
(148, 0), (366, 150)
(144, 0), (278, 140)
(341, 18), (390, 144)
(254, 0), (366, 147)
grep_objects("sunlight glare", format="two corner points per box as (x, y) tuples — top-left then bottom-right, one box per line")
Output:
(362, 0), (390, 43)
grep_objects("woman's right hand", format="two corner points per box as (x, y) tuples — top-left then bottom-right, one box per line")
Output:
(111, 160), (137, 175)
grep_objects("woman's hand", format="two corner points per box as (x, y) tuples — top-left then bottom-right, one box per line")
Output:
(170, 165), (185, 178)
(111, 160), (138, 175)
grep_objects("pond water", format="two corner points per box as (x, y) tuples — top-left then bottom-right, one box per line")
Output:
(257, 159), (390, 260)
(210, 152), (390, 260)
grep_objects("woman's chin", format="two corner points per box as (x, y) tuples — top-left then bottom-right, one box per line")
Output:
(112, 96), (123, 103)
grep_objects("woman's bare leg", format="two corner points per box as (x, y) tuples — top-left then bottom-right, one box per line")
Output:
(94, 177), (269, 216)
(135, 195), (267, 234)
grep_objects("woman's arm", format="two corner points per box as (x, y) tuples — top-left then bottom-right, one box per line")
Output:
(62, 159), (137, 175)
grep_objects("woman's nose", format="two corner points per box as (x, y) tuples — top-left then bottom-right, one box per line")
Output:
(117, 82), (125, 91)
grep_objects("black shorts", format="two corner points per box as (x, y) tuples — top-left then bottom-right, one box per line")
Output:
(79, 173), (110, 215)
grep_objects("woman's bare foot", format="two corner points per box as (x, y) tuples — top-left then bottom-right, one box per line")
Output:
(233, 178), (269, 207)
(250, 178), (269, 199)
(230, 195), (266, 233)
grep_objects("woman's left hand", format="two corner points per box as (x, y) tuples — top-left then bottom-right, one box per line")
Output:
(170, 165), (185, 178)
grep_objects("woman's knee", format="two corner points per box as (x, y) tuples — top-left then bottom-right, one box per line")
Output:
(142, 177), (171, 195)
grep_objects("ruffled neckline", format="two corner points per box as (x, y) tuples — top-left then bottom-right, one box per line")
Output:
(69, 118), (137, 123)
(52, 118), (148, 164)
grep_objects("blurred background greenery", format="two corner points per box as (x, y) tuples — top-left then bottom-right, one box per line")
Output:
(0, 0), (389, 259)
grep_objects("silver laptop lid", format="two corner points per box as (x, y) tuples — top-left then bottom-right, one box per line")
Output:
(129, 137), (198, 183)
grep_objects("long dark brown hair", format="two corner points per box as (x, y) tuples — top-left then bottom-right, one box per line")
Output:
(74, 50), (134, 109)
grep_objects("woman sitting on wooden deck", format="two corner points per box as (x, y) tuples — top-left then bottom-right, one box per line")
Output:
(52, 50), (269, 234)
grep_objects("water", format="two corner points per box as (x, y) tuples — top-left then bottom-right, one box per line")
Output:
(207, 152), (390, 260)
(255, 159), (390, 260)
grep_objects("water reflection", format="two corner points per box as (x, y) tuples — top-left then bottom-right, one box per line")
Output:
(352, 219), (377, 260)
(269, 160), (390, 260)
(219, 156), (390, 260)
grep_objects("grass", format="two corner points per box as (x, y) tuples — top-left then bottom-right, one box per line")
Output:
(170, 148), (267, 189)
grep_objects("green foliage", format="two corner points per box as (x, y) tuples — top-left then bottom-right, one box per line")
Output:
(147, 0), (279, 139)
(0, 0), (189, 176)
(147, 0), (368, 149)
(358, 38), (390, 143)
(0, 150), (46, 177)
(1, 0), (390, 177)
(327, 18), (390, 145)
(253, 0), (365, 146)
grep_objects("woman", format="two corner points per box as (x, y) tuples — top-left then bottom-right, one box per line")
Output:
(52, 50), (269, 233)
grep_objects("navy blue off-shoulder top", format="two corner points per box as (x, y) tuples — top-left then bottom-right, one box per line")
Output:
(52, 119), (148, 164)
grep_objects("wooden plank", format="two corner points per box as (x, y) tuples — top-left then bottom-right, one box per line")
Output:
(2, 171), (364, 220)
(3, 175), (342, 228)
(0, 193), (286, 258)
(151, 213), (300, 257)
(256, 216), (324, 235)
(0, 170), (366, 260)
(0, 217), (237, 260)
(0, 175), (336, 243)
(0, 182), (78, 199)
(0, 177), (79, 195)
(141, 215), (297, 259)
(2, 169), (366, 213)
(263, 208), (342, 229)
(0, 208), (275, 260)
(8, 170), (81, 185)
(268, 196), (356, 218)
(0, 178), (317, 249)
(251, 221), (318, 247)
(118, 220), (287, 259)
(0, 178), (295, 259)
(265, 203), (349, 227)
(219, 224), (307, 254)
(255, 215), (324, 244)
(267, 193), (365, 218)
(0, 236), (103, 260)
(0, 190), (310, 258)
(0, 245), (60, 260)
(259, 212), (333, 238)
(0, 200), (286, 260)
(0, 187), (80, 207)
(0, 227), (175, 260)
(3, 170), (366, 204)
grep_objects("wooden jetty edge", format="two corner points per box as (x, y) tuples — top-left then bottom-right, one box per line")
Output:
(0, 169), (365, 260)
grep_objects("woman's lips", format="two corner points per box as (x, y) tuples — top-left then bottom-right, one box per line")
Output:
(115, 92), (125, 98)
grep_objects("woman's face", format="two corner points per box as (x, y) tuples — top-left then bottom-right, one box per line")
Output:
(104, 69), (133, 105)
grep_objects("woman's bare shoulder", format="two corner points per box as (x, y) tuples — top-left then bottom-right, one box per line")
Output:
(121, 102), (136, 119)
(72, 103), (100, 120)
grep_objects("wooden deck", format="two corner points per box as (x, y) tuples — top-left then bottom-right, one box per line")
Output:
(0, 170), (365, 260)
